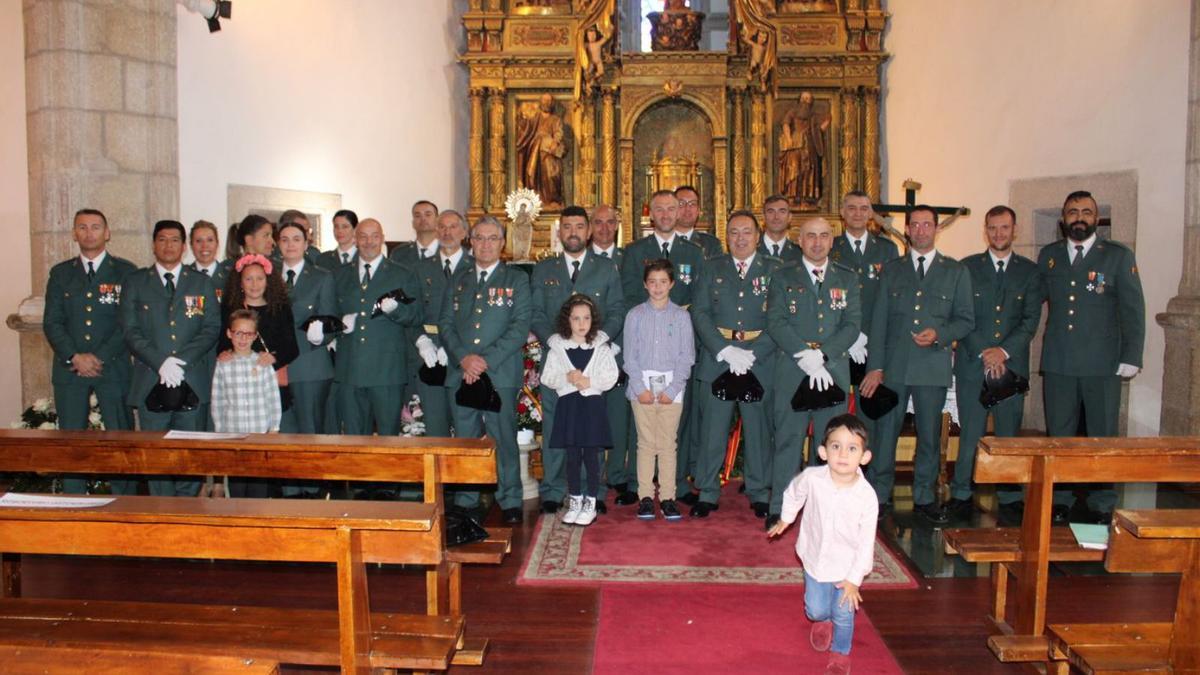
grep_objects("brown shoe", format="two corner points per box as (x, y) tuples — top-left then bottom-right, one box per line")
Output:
(810, 620), (833, 652)
(825, 652), (851, 675)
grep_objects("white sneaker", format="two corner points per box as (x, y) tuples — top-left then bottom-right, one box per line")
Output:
(575, 496), (597, 526)
(561, 495), (583, 525)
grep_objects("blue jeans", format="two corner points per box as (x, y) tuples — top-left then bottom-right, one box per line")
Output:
(804, 571), (855, 655)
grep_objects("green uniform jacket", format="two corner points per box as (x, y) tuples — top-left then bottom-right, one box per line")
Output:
(44, 254), (138, 387)
(187, 261), (230, 304)
(766, 261), (862, 391)
(954, 252), (1042, 380)
(867, 253), (974, 388)
(332, 258), (423, 387)
(758, 237), (804, 265)
(285, 263), (337, 382)
(439, 262), (532, 390)
(416, 252), (474, 348)
(681, 230), (723, 258)
(120, 266), (221, 404)
(316, 248), (358, 271)
(830, 232), (899, 337)
(390, 241), (440, 266)
(1038, 238), (1145, 375)
(530, 252), (625, 344)
(691, 254), (783, 383)
(621, 234), (706, 308)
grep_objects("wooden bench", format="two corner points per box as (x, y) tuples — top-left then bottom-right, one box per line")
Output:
(0, 645), (281, 674)
(969, 436), (1200, 666)
(0, 494), (467, 673)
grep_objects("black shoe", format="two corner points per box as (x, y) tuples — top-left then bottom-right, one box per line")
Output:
(661, 499), (683, 521)
(690, 501), (718, 518)
(677, 492), (699, 506)
(877, 501), (894, 522)
(637, 497), (655, 520)
(998, 501), (1025, 525)
(607, 482), (627, 493)
(1086, 509), (1112, 525)
(944, 497), (975, 518)
(765, 514), (781, 531)
(541, 500), (561, 514)
(615, 490), (639, 506)
(502, 507), (522, 524)
(595, 500), (607, 515)
(914, 502), (949, 525)
(751, 502), (769, 519)
(1051, 504), (1071, 524)
(738, 482), (746, 494)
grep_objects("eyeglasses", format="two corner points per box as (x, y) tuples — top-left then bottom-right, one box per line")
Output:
(231, 331), (257, 339)
(677, 200), (699, 208)
(471, 235), (503, 244)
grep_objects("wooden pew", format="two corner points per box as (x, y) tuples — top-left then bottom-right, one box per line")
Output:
(968, 436), (1200, 665)
(0, 494), (464, 673)
(1046, 509), (1200, 674)
(0, 645), (281, 674)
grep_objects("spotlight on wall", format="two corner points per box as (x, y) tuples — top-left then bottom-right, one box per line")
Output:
(178, 0), (232, 33)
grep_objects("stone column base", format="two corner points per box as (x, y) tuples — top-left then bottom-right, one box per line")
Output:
(1157, 294), (1200, 435)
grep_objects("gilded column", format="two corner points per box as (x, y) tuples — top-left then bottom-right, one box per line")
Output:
(839, 88), (860, 197)
(619, 140), (635, 244)
(863, 86), (881, 201)
(469, 87), (486, 212)
(600, 87), (617, 207)
(731, 88), (746, 209)
(575, 95), (597, 207)
(713, 140), (728, 241)
(748, 91), (767, 208)
(487, 88), (506, 212)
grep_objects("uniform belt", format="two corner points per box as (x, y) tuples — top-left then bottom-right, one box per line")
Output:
(718, 327), (763, 341)
(423, 324), (439, 334)
(806, 341), (822, 349)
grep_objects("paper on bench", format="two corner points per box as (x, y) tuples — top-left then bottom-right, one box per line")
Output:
(163, 430), (248, 440)
(0, 493), (116, 508)
(1069, 523), (1110, 550)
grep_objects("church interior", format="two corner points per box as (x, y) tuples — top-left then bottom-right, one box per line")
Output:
(0, 0), (1197, 673)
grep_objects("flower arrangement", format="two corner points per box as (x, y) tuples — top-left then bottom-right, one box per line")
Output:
(5, 394), (105, 493)
(517, 333), (543, 434)
(400, 394), (426, 437)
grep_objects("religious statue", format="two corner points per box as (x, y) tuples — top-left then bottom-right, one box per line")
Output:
(733, 0), (778, 92)
(505, 188), (542, 262)
(777, 91), (831, 210)
(647, 0), (704, 51)
(573, 0), (615, 99)
(516, 94), (566, 209)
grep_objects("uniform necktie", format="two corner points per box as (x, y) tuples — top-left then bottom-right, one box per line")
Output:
(420, 248), (428, 259)
(362, 262), (372, 285)
(736, 261), (747, 279)
(164, 271), (175, 297)
(917, 256), (926, 280)
(479, 269), (488, 285)
(813, 267), (823, 289)
(443, 258), (452, 278)
(773, 243), (781, 257)
(598, 250), (609, 258)
(1073, 244), (1085, 267)
(286, 269), (295, 289)
(854, 240), (863, 256)
(201, 267), (210, 276)
(661, 241), (670, 258)
(342, 252), (350, 264)
(87, 261), (95, 281)
(996, 259), (1005, 276)
(571, 260), (580, 284)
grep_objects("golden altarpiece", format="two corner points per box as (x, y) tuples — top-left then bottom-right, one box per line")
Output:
(460, 0), (888, 255)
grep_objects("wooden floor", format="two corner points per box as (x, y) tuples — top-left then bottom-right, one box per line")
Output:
(15, 499), (1182, 674)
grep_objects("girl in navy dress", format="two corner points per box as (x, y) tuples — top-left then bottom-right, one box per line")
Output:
(541, 295), (620, 526)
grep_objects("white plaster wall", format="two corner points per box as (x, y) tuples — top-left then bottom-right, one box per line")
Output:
(176, 0), (469, 248)
(881, 0), (1190, 436)
(0, 1), (32, 422)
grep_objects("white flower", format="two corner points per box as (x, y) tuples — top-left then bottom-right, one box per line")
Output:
(9, 421), (26, 429)
(88, 411), (102, 426)
(37, 421), (57, 430)
(33, 398), (53, 414)
(88, 392), (99, 408)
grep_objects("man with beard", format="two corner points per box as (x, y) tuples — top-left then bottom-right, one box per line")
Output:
(531, 205), (625, 515)
(390, 200), (441, 264)
(860, 206), (974, 524)
(673, 185), (722, 258)
(1038, 190), (1144, 524)
(758, 194), (803, 264)
(951, 206), (1042, 521)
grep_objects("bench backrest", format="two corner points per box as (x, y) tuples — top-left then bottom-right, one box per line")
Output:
(975, 436), (1200, 484)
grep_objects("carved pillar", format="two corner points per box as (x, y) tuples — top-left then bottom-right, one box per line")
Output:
(487, 88), (506, 212)
(749, 91), (767, 208)
(600, 88), (617, 207)
(469, 87), (486, 213)
(619, 140), (635, 244)
(839, 88), (860, 198)
(731, 88), (746, 209)
(863, 86), (881, 201)
(575, 95), (597, 208)
(713, 139), (728, 241)
(1157, 0), (1200, 434)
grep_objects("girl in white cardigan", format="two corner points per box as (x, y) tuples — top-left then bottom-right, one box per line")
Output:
(541, 295), (620, 526)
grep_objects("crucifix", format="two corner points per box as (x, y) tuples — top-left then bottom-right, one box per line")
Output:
(870, 178), (970, 245)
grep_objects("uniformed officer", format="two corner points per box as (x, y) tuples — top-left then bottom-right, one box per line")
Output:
(44, 208), (138, 495)
(390, 200), (441, 264)
(214, 215), (277, 301)
(412, 209), (474, 437)
(316, 209), (359, 270)
(120, 220), (221, 496)
(690, 210), (783, 518)
(332, 218), (423, 437)
(439, 216), (532, 524)
(620, 190), (706, 502)
(951, 205), (1042, 520)
(674, 185), (722, 258)
(860, 205), (974, 523)
(277, 220), (336, 435)
(765, 217), (862, 529)
(277, 209), (322, 267)
(188, 220), (229, 294)
(758, 194), (804, 264)
(1039, 190), (1145, 523)
(531, 205), (625, 515)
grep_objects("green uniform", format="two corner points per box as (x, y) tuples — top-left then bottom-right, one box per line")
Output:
(758, 236), (804, 265)
(953, 252), (1041, 503)
(389, 240), (439, 266)
(1039, 237), (1145, 512)
(316, 247), (358, 271)
(188, 261), (230, 301)
(691, 254), (784, 505)
(439, 262), (532, 510)
(390, 241), (439, 400)
(313, 247), (357, 432)
(332, 257), (423, 436)
(866, 252), (974, 507)
(413, 251), (474, 437)
(765, 261), (862, 515)
(680, 229), (723, 258)
(591, 246), (637, 496)
(120, 265), (221, 496)
(279, 262), (336, 434)
(531, 252), (625, 504)
(44, 253), (138, 494)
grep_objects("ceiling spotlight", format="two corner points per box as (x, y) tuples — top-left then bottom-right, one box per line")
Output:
(178, 0), (232, 33)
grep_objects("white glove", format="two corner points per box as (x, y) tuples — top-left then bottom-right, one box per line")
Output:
(158, 356), (186, 388)
(436, 346), (448, 366)
(1116, 363), (1140, 378)
(341, 313), (357, 333)
(306, 322), (324, 346)
(379, 297), (399, 314)
(794, 348), (825, 375)
(808, 366), (834, 392)
(416, 335), (439, 368)
(610, 343), (621, 356)
(717, 345), (756, 375)
(848, 332), (868, 365)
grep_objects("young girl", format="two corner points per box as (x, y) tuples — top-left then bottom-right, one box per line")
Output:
(540, 295), (620, 526)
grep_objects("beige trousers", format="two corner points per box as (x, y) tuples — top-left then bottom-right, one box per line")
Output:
(632, 401), (684, 501)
